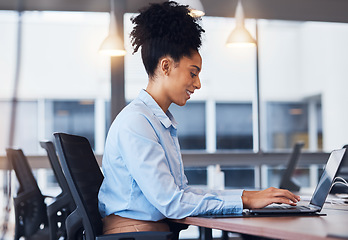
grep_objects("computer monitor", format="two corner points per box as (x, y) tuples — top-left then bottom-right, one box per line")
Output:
(330, 144), (348, 194)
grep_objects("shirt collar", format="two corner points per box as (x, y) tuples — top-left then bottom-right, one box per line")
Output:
(138, 89), (177, 129)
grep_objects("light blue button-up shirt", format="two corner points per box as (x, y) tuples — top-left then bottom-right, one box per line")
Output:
(98, 90), (243, 221)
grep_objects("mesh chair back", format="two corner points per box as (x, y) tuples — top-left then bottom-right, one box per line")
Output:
(54, 133), (103, 239)
(40, 140), (78, 239)
(40, 140), (75, 208)
(7, 148), (40, 193)
(279, 142), (304, 191)
(6, 148), (48, 238)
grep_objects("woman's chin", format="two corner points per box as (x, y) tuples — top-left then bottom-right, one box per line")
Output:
(175, 101), (187, 107)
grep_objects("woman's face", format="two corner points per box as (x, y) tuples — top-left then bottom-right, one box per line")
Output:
(164, 50), (202, 107)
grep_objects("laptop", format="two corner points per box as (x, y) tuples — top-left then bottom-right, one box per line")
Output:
(248, 148), (346, 215)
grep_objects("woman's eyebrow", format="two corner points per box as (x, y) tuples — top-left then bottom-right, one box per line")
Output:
(190, 65), (201, 72)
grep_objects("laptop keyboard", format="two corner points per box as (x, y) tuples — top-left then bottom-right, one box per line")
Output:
(271, 205), (310, 210)
(299, 206), (311, 210)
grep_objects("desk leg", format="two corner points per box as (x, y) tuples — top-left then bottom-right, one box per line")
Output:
(222, 230), (229, 240)
(199, 227), (213, 240)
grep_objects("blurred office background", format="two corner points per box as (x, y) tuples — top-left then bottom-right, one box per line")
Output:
(0, 2), (348, 238)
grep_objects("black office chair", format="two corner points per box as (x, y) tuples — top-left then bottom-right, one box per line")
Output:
(53, 132), (173, 240)
(40, 140), (78, 240)
(279, 142), (305, 192)
(6, 148), (50, 240)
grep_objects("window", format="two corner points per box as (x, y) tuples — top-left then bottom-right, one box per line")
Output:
(0, 101), (38, 155)
(267, 167), (310, 188)
(223, 167), (255, 188)
(266, 102), (308, 150)
(0, 11), (109, 154)
(216, 103), (253, 150)
(50, 100), (95, 148)
(258, 20), (347, 152)
(184, 167), (207, 185)
(1, 12), (347, 155)
(169, 102), (206, 150)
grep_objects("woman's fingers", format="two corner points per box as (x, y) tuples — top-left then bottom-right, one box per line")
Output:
(271, 188), (300, 203)
(242, 187), (301, 209)
(271, 196), (298, 206)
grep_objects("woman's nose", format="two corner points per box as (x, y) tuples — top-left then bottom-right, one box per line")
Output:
(194, 76), (201, 89)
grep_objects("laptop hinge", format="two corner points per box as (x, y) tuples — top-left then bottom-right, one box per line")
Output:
(308, 203), (321, 211)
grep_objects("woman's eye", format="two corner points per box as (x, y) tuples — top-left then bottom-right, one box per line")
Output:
(190, 72), (197, 78)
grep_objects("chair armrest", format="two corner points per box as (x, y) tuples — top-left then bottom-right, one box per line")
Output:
(96, 231), (173, 240)
(65, 209), (84, 240)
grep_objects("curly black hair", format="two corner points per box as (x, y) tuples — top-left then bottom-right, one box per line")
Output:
(130, 1), (205, 77)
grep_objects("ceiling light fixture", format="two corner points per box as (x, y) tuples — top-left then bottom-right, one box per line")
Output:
(177, 0), (205, 17)
(99, 0), (126, 56)
(226, 0), (255, 47)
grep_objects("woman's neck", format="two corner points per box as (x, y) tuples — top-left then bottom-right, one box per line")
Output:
(145, 80), (171, 113)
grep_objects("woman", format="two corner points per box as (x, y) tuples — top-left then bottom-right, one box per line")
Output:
(98, 1), (300, 235)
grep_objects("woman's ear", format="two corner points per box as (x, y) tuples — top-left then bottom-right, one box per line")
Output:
(160, 57), (172, 76)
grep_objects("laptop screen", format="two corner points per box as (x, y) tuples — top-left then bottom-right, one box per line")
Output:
(309, 148), (346, 208)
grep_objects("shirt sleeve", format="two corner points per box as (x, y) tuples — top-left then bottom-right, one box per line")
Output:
(185, 186), (244, 197)
(117, 113), (243, 219)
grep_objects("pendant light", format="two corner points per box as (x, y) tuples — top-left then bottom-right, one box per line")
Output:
(99, 0), (126, 56)
(177, 0), (205, 17)
(226, 0), (255, 47)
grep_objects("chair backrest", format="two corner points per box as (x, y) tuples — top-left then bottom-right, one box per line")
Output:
(279, 142), (304, 191)
(6, 148), (48, 238)
(54, 133), (103, 240)
(7, 148), (41, 194)
(40, 140), (73, 203)
(40, 140), (77, 240)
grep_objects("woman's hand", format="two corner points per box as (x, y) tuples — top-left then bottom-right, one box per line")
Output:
(242, 187), (301, 209)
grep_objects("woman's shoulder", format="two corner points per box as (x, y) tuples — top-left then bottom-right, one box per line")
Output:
(112, 100), (156, 130)
(121, 99), (153, 119)
(107, 100), (161, 142)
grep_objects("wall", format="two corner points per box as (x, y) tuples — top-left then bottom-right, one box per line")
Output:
(301, 22), (348, 150)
